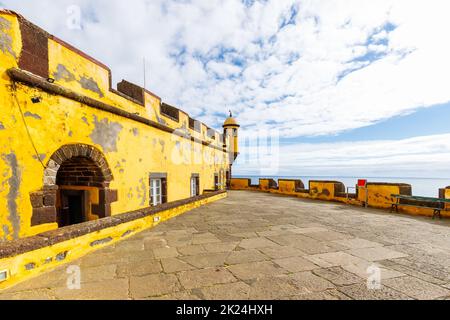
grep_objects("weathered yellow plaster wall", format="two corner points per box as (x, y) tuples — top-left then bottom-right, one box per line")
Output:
(363, 184), (410, 209)
(259, 179), (276, 191)
(278, 180), (296, 194)
(309, 181), (339, 200)
(0, 11), (232, 241)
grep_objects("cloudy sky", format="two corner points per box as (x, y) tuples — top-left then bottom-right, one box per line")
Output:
(2, 0), (450, 179)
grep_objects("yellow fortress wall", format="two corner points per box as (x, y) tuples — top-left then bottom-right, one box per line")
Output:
(0, 10), (236, 241)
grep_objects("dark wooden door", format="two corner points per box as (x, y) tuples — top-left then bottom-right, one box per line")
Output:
(59, 190), (86, 227)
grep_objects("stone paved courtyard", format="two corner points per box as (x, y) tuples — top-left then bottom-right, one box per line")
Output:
(1, 191), (450, 300)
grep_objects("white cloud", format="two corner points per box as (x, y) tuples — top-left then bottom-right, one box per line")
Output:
(235, 132), (450, 178)
(1, 0), (450, 178)
(3, 0), (449, 134)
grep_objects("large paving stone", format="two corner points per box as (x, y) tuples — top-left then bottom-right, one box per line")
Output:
(80, 264), (117, 283)
(152, 247), (179, 259)
(5, 266), (68, 292)
(54, 279), (130, 300)
(197, 282), (251, 300)
(114, 239), (145, 252)
(78, 251), (125, 267)
(144, 238), (168, 250)
(177, 267), (236, 290)
(305, 230), (353, 242)
(161, 257), (196, 273)
(116, 259), (161, 277)
(386, 264), (448, 285)
(334, 238), (384, 249)
(180, 252), (228, 268)
(203, 242), (239, 253)
(130, 274), (182, 299)
(225, 249), (269, 265)
(257, 245), (306, 259)
(287, 271), (335, 293)
(248, 276), (304, 300)
(269, 234), (347, 255)
(177, 244), (207, 256)
(0, 288), (55, 300)
(284, 289), (351, 300)
(228, 261), (287, 281)
(150, 290), (201, 300)
(338, 283), (413, 300)
(305, 252), (368, 268)
(383, 276), (450, 300)
(348, 247), (409, 262)
(312, 267), (364, 286)
(192, 232), (221, 245)
(289, 227), (329, 234)
(239, 237), (279, 249)
(274, 256), (318, 273)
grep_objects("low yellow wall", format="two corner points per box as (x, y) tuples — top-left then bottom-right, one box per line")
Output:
(230, 178), (251, 190)
(259, 179), (276, 191)
(309, 181), (345, 201)
(0, 192), (227, 290)
(231, 178), (449, 219)
(362, 183), (411, 209)
(278, 179), (304, 194)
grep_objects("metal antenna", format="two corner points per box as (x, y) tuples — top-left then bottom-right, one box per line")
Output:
(143, 57), (146, 90)
(229, 110), (233, 117)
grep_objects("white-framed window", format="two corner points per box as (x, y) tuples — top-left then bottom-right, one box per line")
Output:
(150, 178), (162, 206)
(191, 175), (199, 197)
(191, 177), (197, 197)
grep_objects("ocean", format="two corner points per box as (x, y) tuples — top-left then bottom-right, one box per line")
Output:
(233, 176), (450, 197)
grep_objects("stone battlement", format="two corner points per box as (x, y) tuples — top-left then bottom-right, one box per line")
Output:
(231, 178), (450, 218)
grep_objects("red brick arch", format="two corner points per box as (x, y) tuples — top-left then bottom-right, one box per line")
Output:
(44, 144), (113, 188)
(30, 144), (117, 227)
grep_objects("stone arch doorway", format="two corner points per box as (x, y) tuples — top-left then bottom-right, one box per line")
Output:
(30, 144), (118, 228)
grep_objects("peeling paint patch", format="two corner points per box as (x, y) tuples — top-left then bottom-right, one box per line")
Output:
(0, 17), (16, 58)
(0, 122), (4, 130)
(4, 153), (21, 240)
(90, 116), (123, 153)
(81, 116), (89, 125)
(80, 76), (104, 97)
(56, 251), (68, 261)
(25, 263), (36, 270)
(159, 139), (165, 152)
(24, 112), (42, 120)
(2, 225), (10, 239)
(68, 130), (73, 137)
(132, 128), (139, 136)
(53, 64), (76, 82)
(157, 116), (167, 125)
(127, 188), (134, 199)
(136, 178), (147, 206)
(121, 230), (133, 238)
(32, 154), (46, 162)
(90, 237), (113, 247)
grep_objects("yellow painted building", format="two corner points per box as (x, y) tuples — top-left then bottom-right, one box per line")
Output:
(0, 10), (240, 242)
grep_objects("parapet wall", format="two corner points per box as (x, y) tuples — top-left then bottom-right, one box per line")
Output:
(230, 178), (450, 218)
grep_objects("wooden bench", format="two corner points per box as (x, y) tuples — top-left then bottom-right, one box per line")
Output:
(390, 194), (450, 219)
